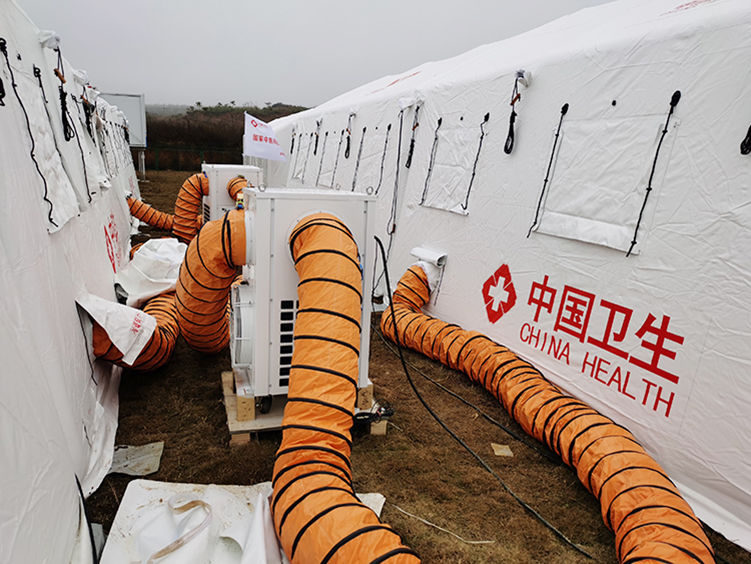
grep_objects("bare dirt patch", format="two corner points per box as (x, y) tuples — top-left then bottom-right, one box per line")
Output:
(87, 170), (750, 563)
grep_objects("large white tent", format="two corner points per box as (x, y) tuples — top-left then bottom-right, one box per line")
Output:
(1, 0), (139, 561)
(267, 0), (751, 550)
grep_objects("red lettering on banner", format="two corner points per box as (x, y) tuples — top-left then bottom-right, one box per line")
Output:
(629, 314), (684, 384)
(587, 299), (632, 359)
(528, 275), (556, 322)
(554, 286), (595, 342)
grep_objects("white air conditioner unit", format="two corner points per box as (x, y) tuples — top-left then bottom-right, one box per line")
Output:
(201, 163), (263, 223)
(230, 187), (376, 423)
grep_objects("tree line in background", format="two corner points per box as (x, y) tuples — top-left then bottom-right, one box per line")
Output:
(139, 102), (306, 170)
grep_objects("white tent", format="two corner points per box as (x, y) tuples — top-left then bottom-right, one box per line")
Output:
(267, 0), (751, 550)
(1, 0), (140, 561)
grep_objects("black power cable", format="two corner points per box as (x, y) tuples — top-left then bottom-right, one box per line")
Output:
(373, 324), (560, 465)
(375, 236), (594, 560)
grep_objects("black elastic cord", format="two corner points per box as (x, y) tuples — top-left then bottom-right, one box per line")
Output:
(626, 90), (681, 257)
(68, 95), (92, 202)
(313, 119), (321, 155)
(315, 131), (328, 186)
(376, 236), (593, 560)
(504, 76), (523, 155)
(290, 128), (296, 155)
(461, 112), (490, 211)
(0, 38), (57, 227)
(528, 103), (569, 237)
(331, 129), (344, 188)
(405, 104), (420, 168)
(420, 117), (442, 205)
(350, 126), (366, 191)
(300, 132), (314, 183)
(75, 475), (100, 564)
(345, 113), (355, 158)
(374, 123), (392, 195)
(741, 125), (751, 155)
(33, 65), (47, 102)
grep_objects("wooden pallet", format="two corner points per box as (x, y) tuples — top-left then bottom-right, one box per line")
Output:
(221, 371), (386, 446)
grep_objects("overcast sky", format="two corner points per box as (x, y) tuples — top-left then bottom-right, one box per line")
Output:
(18, 0), (613, 108)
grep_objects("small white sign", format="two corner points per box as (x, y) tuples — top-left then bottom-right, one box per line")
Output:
(243, 113), (286, 162)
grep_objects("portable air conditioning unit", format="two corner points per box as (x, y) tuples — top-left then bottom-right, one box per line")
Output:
(201, 163), (263, 223)
(230, 187), (376, 426)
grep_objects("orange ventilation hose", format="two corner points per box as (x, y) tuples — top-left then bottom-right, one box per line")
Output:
(173, 173), (209, 244)
(127, 196), (174, 231)
(93, 291), (179, 371)
(272, 214), (420, 564)
(175, 210), (245, 354)
(226, 176), (247, 200)
(381, 265), (715, 564)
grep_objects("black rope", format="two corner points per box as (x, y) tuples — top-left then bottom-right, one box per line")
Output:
(350, 126), (366, 191)
(504, 76), (522, 155)
(405, 104), (420, 168)
(53, 48), (74, 142)
(376, 236), (593, 560)
(0, 37), (57, 227)
(374, 123), (392, 195)
(461, 112), (490, 211)
(420, 117), (442, 205)
(290, 127), (296, 155)
(32, 65), (47, 102)
(313, 118), (321, 155)
(67, 94), (92, 202)
(300, 132), (314, 183)
(315, 131), (329, 186)
(345, 113), (355, 158)
(388, 112), (404, 233)
(626, 90), (681, 257)
(741, 125), (751, 155)
(331, 129), (344, 188)
(0, 71), (4, 106)
(528, 103), (569, 237)
(75, 475), (100, 564)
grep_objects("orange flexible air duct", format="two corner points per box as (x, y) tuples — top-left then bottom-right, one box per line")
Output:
(175, 210), (245, 354)
(272, 213), (419, 564)
(226, 176), (246, 200)
(127, 196), (174, 231)
(381, 265), (715, 564)
(93, 291), (179, 371)
(173, 173), (209, 244)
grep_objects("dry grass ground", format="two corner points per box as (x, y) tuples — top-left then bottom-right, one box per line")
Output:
(87, 170), (751, 563)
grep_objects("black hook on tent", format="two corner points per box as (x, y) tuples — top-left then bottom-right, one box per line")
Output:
(528, 103), (569, 238)
(626, 90), (681, 257)
(405, 104), (420, 168)
(741, 125), (751, 155)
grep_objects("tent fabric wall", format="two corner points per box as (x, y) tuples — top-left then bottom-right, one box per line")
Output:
(1, 0), (140, 562)
(267, 0), (751, 550)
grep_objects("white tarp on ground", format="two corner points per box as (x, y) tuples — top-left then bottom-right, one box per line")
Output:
(0, 0), (140, 562)
(267, 0), (751, 550)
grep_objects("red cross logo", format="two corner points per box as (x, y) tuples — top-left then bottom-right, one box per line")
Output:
(482, 265), (517, 323)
